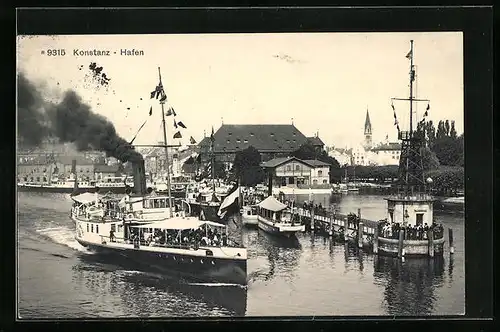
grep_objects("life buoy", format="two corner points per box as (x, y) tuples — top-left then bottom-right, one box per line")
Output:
(127, 213), (133, 219)
(125, 186), (132, 194)
(146, 187), (153, 194)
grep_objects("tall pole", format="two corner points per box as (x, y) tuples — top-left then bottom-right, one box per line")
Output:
(211, 130), (216, 192)
(409, 40), (414, 138)
(158, 67), (173, 218)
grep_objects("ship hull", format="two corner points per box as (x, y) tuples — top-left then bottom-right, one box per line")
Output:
(75, 238), (247, 285)
(257, 216), (304, 238)
(17, 184), (95, 194)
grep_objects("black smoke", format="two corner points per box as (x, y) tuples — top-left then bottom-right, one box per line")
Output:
(17, 72), (143, 163)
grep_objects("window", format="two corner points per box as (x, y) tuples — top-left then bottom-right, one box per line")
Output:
(236, 139), (241, 143)
(228, 132), (232, 136)
(318, 170), (323, 176)
(313, 179), (318, 184)
(96, 225), (99, 233)
(36, 177), (40, 182)
(154, 199), (159, 208)
(43, 177), (47, 182)
(30, 177), (34, 182)
(244, 139), (248, 143)
(159, 199), (166, 208)
(323, 180), (327, 184)
(295, 165), (300, 171)
(87, 224), (89, 232)
(24, 177), (27, 182)
(91, 224), (94, 233)
(227, 140), (230, 143)
(270, 133), (274, 137)
(286, 165), (291, 171)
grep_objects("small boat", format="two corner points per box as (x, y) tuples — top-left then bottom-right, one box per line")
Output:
(257, 196), (305, 237)
(240, 205), (258, 226)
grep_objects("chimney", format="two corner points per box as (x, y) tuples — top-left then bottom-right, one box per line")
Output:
(131, 159), (147, 196)
(71, 159), (79, 190)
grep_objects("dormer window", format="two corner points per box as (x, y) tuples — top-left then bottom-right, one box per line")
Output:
(270, 133), (274, 137)
(228, 132), (232, 136)
(250, 133), (254, 136)
(236, 139), (241, 143)
(244, 139), (248, 143)
(227, 139), (230, 143)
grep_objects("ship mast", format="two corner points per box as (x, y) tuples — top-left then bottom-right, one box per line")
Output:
(158, 67), (173, 218)
(391, 40), (430, 196)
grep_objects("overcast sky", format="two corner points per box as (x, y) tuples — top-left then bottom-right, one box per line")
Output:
(17, 32), (463, 148)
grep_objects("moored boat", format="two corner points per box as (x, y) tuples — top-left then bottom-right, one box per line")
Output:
(240, 205), (258, 226)
(257, 196), (305, 237)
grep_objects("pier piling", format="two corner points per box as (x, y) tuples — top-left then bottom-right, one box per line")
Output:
(428, 229), (434, 258)
(448, 228), (454, 254)
(357, 221), (364, 248)
(373, 224), (379, 254)
(329, 218), (333, 237)
(398, 230), (404, 258)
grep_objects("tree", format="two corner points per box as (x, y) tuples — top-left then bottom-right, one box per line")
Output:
(444, 120), (450, 137)
(450, 120), (457, 139)
(232, 146), (265, 187)
(420, 147), (440, 171)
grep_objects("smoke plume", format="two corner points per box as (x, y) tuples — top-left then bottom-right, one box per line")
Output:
(17, 72), (143, 163)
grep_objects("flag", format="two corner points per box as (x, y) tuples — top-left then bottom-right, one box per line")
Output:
(410, 69), (415, 82)
(406, 50), (412, 59)
(172, 108), (176, 116)
(190, 136), (196, 144)
(173, 131), (182, 139)
(177, 121), (186, 129)
(426, 103), (430, 110)
(155, 84), (163, 99)
(424, 110), (428, 117)
(217, 186), (240, 218)
(391, 103), (395, 111)
(394, 119), (398, 126)
(210, 126), (215, 141)
(396, 124), (400, 132)
(166, 108), (173, 116)
(174, 119), (178, 128)
(149, 106), (152, 116)
(159, 93), (167, 102)
(150, 90), (156, 99)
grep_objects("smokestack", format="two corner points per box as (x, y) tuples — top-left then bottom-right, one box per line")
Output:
(131, 159), (147, 196)
(72, 159), (79, 191)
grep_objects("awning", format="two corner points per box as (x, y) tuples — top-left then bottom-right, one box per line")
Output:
(257, 196), (288, 212)
(132, 217), (225, 230)
(71, 192), (101, 204)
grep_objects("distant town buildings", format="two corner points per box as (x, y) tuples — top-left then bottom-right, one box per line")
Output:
(328, 109), (401, 167)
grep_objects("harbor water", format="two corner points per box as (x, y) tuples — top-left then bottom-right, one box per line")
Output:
(17, 191), (464, 318)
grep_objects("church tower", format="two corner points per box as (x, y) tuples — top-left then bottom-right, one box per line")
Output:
(363, 108), (373, 150)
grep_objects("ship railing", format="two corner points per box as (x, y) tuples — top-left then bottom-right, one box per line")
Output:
(99, 235), (242, 249)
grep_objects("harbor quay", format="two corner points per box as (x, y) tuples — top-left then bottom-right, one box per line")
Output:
(293, 206), (450, 259)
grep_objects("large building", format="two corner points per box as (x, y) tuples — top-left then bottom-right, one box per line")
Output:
(198, 124), (323, 167)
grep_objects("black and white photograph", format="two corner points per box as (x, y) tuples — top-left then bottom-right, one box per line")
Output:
(16, 31), (465, 318)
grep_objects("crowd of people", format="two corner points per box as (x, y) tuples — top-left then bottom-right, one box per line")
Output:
(378, 220), (445, 240)
(126, 226), (236, 249)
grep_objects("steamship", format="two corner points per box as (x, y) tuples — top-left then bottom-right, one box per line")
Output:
(71, 159), (248, 285)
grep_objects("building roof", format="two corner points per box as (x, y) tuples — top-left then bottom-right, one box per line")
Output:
(198, 136), (211, 148)
(302, 159), (331, 167)
(208, 124), (308, 153)
(57, 155), (96, 165)
(307, 136), (325, 147)
(94, 164), (121, 173)
(371, 142), (402, 151)
(261, 156), (330, 168)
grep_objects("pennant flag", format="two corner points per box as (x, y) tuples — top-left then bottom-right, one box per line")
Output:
(393, 111), (397, 119)
(174, 119), (178, 128)
(173, 131), (182, 139)
(177, 121), (187, 129)
(149, 106), (152, 116)
(396, 124), (400, 132)
(155, 84), (163, 99)
(150, 90), (156, 99)
(166, 108), (173, 116)
(410, 69), (415, 82)
(394, 119), (398, 126)
(406, 50), (412, 59)
(391, 103), (395, 111)
(190, 136), (196, 144)
(217, 186), (241, 218)
(210, 126), (215, 141)
(159, 93), (167, 102)
(172, 108), (176, 116)
(426, 103), (430, 110)
(424, 110), (428, 117)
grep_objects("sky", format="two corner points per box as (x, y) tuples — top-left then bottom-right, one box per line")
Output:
(17, 32), (463, 149)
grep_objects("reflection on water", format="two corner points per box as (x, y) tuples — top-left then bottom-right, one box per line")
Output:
(374, 255), (445, 315)
(75, 253), (247, 317)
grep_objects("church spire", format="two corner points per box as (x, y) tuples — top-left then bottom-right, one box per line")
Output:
(364, 107), (372, 135)
(363, 107), (373, 150)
